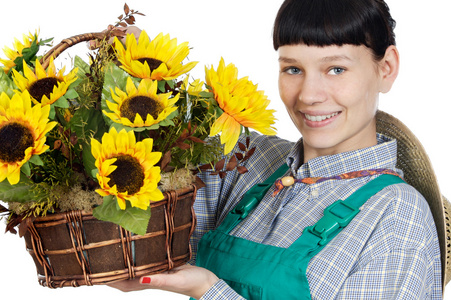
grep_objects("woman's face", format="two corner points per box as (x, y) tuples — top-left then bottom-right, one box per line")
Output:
(278, 44), (387, 162)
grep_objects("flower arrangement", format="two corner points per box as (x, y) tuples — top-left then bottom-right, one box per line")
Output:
(0, 4), (276, 236)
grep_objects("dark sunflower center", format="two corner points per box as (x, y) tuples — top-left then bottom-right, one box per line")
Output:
(107, 155), (144, 195)
(28, 77), (59, 102)
(137, 58), (163, 72)
(120, 96), (163, 123)
(0, 122), (34, 163)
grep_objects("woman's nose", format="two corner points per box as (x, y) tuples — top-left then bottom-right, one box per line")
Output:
(298, 74), (327, 105)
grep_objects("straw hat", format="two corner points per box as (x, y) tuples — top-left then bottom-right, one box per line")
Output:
(376, 110), (451, 290)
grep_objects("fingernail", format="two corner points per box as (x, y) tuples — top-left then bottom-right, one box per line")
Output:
(141, 277), (151, 284)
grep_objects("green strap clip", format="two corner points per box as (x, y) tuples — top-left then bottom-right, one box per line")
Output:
(305, 200), (360, 246)
(231, 164), (290, 220)
(232, 182), (272, 219)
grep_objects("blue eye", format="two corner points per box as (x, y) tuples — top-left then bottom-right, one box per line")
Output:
(328, 67), (345, 75)
(285, 67), (302, 75)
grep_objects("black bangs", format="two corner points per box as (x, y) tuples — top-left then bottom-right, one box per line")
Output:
(273, 0), (396, 60)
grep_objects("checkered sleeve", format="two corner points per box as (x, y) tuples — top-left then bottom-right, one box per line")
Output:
(334, 184), (442, 299)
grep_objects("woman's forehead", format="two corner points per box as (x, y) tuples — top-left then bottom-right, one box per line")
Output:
(277, 44), (371, 63)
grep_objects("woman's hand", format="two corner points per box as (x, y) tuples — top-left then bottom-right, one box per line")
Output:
(108, 264), (219, 299)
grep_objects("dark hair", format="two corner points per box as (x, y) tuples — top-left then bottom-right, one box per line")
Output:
(273, 0), (396, 60)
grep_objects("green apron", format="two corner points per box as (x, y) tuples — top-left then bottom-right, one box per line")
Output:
(195, 165), (404, 299)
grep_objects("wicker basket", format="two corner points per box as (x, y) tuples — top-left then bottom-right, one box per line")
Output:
(22, 185), (197, 288)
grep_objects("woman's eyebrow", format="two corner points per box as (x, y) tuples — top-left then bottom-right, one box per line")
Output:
(320, 55), (352, 62)
(278, 57), (298, 63)
(278, 55), (352, 63)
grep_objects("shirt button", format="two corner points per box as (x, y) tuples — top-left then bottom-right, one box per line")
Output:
(311, 189), (319, 198)
(281, 176), (295, 187)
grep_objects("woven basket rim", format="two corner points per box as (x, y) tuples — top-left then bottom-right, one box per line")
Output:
(23, 184), (198, 288)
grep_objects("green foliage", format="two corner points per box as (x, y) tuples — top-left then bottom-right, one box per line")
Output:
(0, 174), (38, 203)
(171, 135), (223, 168)
(102, 63), (135, 100)
(0, 70), (15, 96)
(69, 106), (107, 178)
(93, 195), (151, 236)
(74, 56), (90, 76)
(8, 35), (53, 76)
(31, 151), (75, 187)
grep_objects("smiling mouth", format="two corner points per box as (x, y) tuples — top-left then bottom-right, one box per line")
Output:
(304, 112), (340, 122)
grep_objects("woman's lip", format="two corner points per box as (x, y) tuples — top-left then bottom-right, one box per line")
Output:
(301, 111), (341, 127)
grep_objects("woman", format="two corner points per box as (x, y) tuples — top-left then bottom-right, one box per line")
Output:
(111, 0), (445, 298)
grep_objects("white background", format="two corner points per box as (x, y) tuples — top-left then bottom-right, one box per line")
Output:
(0, 0), (450, 298)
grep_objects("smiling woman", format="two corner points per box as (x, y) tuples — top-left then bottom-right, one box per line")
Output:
(0, 0), (450, 299)
(277, 44), (392, 161)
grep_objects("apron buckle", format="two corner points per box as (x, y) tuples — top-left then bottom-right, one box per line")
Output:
(232, 182), (273, 219)
(232, 196), (259, 219)
(306, 200), (360, 246)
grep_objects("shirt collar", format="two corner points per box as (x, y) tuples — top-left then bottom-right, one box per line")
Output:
(286, 133), (401, 179)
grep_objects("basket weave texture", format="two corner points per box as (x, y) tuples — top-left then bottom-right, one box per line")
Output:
(22, 185), (197, 288)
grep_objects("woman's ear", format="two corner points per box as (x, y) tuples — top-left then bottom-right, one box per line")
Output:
(379, 45), (400, 93)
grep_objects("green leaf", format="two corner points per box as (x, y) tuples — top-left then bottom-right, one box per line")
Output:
(28, 155), (44, 166)
(157, 118), (175, 127)
(91, 168), (99, 179)
(214, 105), (224, 118)
(21, 162), (31, 177)
(146, 123), (160, 130)
(74, 56), (90, 76)
(52, 96), (70, 108)
(199, 91), (214, 98)
(0, 71), (16, 96)
(69, 106), (108, 141)
(64, 88), (79, 99)
(110, 122), (147, 133)
(102, 63), (131, 97)
(69, 107), (107, 177)
(82, 141), (97, 179)
(49, 105), (56, 119)
(157, 80), (167, 92)
(166, 80), (175, 89)
(0, 174), (35, 203)
(93, 195), (151, 235)
(39, 37), (54, 46)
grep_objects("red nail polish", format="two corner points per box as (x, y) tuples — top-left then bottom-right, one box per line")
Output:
(141, 277), (151, 284)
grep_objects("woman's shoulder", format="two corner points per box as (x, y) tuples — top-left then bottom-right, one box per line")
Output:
(377, 181), (438, 247)
(383, 181), (432, 217)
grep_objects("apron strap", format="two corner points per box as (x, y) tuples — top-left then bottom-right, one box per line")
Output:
(217, 163), (290, 234)
(291, 174), (404, 252)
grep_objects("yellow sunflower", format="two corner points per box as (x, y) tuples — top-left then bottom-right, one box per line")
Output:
(0, 31), (38, 74)
(103, 77), (179, 128)
(181, 77), (205, 97)
(205, 58), (277, 154)
(91, 127), (164, 210)
(0, 91), (57, 185)
(12, 57), (78, 107)
(114, 30), (198, 80)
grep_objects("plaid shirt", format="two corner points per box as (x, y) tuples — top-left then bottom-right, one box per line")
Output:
(191, 133), (442, 299)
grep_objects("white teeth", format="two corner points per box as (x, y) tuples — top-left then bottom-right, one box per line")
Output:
(304, 112), (339, 122)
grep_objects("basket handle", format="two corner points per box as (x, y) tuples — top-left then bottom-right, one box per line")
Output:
(39, 30), (125, 69)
